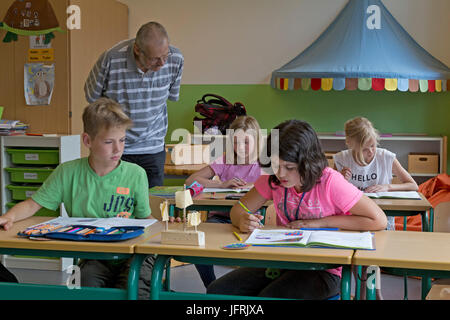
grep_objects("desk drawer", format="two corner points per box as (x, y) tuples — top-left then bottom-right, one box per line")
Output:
(6, 148), (59, 165)
(6, 184), (40, 200)
(5, 167), (54, 183)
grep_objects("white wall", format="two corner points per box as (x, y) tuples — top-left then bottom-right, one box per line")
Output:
(117, 0), (450, 85)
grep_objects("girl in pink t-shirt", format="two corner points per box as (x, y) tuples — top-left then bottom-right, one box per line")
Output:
(186, 115), (262, 192)
(207, 120), (387, 300)
(185, 115), (263, 287)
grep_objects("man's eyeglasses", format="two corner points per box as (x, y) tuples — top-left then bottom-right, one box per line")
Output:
(139, 46), (172, 64)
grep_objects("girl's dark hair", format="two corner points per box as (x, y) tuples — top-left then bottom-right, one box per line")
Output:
(259, 120), (328, 192)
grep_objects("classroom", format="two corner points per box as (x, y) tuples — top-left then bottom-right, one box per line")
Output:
(0, 0), (449, 304)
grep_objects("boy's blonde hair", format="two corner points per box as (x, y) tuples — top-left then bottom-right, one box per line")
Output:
(344, 116), (380, 166)
(82, 98), (133, 138)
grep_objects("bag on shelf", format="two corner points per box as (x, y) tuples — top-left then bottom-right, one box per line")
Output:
(193, 94), (246, 135)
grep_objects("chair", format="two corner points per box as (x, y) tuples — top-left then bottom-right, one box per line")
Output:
(433, 201), (450, 232)
(426, 284), (450, 300)
(426, 201), (450, 298)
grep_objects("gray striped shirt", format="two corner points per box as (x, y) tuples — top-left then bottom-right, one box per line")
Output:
(84, 38), (184, 154)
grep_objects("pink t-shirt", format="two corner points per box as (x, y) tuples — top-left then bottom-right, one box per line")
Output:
(209, 155), (261, 184)
(254, 167), (363, 278)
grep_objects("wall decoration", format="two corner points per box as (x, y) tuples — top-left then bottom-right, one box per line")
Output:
(271, 0), (450, 93)
(0, 0), (63, 44)
(24, 63), (54, 105)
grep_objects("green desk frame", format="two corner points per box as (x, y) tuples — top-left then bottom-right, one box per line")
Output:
(366, 267), (450, 300)
(354, 207), (434, 300)
(0, 248), (145, 300)
(147, 254), (352, 300)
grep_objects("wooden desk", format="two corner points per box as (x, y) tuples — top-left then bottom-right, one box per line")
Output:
(135, 222), (354, 300)
(0, 217), (148, 300)
(372, 193), (433, 231)
(353, 231), (450, 300)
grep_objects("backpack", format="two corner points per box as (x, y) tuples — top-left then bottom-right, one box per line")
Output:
(193, 94), (246, 134)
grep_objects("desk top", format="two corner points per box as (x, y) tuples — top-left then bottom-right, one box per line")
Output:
(135, 222), (353, 265)
(353, 230), (450, 271)
(0, 217), (147, 254)
(371, 192), (431, 211)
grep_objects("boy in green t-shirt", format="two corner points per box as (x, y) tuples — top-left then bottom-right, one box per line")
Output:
(0, 98), (154, 299)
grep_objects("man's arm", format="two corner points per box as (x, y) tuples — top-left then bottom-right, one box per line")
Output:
(84, 52), (110, 103)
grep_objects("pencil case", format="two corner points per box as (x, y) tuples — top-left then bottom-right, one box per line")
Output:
(187, 180), (204, 197)
(18, 225), (144, 242)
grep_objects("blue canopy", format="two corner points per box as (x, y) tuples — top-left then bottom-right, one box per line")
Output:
(271, 0), (450, 92)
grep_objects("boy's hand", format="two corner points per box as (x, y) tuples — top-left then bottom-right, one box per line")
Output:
(340, 167), (352, 181)
(0, 216), (13, 231)
(238, 213), (263, 233)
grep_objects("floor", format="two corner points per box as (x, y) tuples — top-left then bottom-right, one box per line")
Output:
(9, 263), (425, 300)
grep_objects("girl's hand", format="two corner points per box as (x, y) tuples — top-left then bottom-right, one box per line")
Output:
(365, 184), (389, 193)
(169, 216), (182, 223)
(287, 218), (327, 229)
(221, 177), (247, 189)
(238, 213), (264, 233)
(340, 167), (352, 181)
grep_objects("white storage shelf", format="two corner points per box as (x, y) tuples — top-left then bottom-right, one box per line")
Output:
(318, 134), (447, 184)
(0, 135), (80, 271)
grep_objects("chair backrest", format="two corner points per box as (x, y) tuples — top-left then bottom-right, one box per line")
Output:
(433, 201), (450, 233)
(149, 195), (165, 221)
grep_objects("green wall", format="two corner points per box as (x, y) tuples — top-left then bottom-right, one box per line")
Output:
(167, 85), (450, 173)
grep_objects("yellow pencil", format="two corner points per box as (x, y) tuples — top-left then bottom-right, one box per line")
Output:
(233, 231), (243, 242)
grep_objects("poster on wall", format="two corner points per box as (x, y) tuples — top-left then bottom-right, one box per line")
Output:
(24, 63), (54, 106)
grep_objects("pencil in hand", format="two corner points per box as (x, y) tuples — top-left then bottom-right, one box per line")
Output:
(238, 200), (263, 227)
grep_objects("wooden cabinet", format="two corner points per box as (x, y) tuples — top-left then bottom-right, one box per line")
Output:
(318, 134), (447, 184)
(0, 0), (128, 142)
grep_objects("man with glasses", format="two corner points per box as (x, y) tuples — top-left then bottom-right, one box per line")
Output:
(85, 22), (184, 188)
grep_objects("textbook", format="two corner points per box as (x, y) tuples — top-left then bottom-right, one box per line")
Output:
(203, 187), (250, 194)
(245, 229), (375, 250)
(149, 186), (184, 197)
(364, 191), (421, 200)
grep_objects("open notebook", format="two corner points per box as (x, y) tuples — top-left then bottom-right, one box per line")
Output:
(203, 187), (250, 193)
(245, 229), (375, 250)
(364, 191), (421, 200)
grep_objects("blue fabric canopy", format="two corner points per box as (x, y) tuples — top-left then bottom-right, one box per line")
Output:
(271, 0), (450, 92)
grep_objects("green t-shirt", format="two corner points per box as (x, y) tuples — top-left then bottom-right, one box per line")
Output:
(32, 158), (150, 219)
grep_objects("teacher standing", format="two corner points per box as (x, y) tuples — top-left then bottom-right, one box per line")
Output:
(85, 22), (184, 187)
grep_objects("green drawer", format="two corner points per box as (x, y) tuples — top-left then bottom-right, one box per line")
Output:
(7, 184), (40, 201)
(6, 148), (59, 165)
(6, 201), (59, 217)
(5, 167), (54, 183)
